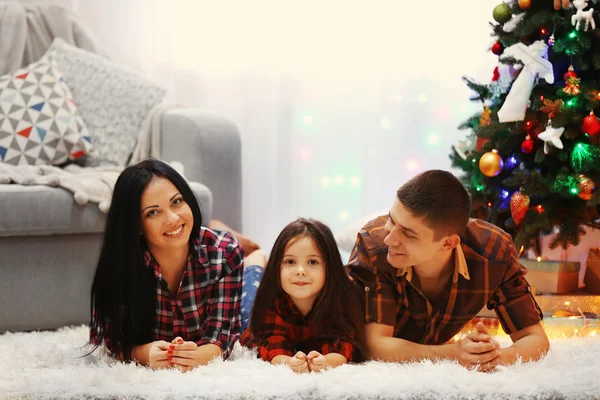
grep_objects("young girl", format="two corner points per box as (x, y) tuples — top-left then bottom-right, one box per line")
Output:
(240, 218), (365, 373)
(88, 159), (266, 371)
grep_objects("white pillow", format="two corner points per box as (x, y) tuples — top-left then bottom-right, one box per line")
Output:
(48, 38), (166, 166)
(336, 209), (388, 252)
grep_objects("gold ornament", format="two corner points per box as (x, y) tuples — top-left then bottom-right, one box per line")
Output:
(479, 149), (504, 177)
(578, 175), (595, 200)
(518, 0), (531, 9)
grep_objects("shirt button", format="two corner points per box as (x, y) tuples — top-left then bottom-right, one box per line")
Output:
(365, 287), (370, 292)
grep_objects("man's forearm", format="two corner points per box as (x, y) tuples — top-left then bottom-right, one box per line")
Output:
(499, 334), (550, 365)
(368, 336), (458, 362)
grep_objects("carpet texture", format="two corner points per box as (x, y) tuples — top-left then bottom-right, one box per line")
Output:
(2, 326), (599, 400)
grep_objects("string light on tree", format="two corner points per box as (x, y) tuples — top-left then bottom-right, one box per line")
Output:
(479, 149), (504, 177)
(506, 155), (519, 169)
(536, 205), (545, 214)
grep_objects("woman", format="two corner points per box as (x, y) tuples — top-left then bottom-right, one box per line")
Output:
(88, 159), (265, 371)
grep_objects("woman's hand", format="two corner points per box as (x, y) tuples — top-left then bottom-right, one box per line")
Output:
(169, 337), (200, 372)
(147, 340), (173, 369)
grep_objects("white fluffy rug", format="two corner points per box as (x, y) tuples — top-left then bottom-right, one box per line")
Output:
(2, 326), (600, 400)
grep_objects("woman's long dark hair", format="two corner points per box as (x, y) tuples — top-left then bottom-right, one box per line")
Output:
(249, 218), (366, 361)
(88, 159), (203, 359)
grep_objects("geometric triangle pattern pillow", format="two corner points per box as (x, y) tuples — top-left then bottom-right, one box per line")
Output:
(0, 54), (92, 166)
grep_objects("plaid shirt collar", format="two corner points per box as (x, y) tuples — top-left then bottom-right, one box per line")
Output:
(275, 294), (320, 323)
(395, 242), (471, 283)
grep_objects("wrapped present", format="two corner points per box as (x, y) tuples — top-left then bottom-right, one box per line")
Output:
(585, 248), (600, 294)
(520, 258), (580, 294)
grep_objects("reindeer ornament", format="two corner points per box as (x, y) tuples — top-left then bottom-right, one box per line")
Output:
(572, 0), (596, 31)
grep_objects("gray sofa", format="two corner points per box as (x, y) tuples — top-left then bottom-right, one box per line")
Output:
(0, 108), (242, 333)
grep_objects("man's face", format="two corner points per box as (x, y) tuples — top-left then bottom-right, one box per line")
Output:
(383, 197), (446, 269)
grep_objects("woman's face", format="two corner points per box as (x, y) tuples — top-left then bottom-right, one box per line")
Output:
(140, 177), (194, 252)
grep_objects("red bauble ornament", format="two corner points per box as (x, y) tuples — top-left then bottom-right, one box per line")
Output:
(492, 42), (504, 56)
(511, 191), (530, 225)
(582, 111), (600, 136)
(521, 136), (535, 153)
(564, 66), (578, 81)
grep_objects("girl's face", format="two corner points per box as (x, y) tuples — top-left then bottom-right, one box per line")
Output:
(140, 177), (194, 252)
(279, 236), (326, 315)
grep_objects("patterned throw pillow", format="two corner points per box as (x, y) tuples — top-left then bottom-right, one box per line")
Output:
(0, 55), (92, 166)
(49, 39), (166, 167)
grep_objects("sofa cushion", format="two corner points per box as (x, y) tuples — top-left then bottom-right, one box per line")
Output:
(0, 53), (92, 166)
(49, 39), (166, 167)
(0, 181), (213, 237)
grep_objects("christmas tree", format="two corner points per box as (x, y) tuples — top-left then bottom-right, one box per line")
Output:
(451, 0), (600, 252)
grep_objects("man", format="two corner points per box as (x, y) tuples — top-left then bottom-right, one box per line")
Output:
(346, 170), (549, 372)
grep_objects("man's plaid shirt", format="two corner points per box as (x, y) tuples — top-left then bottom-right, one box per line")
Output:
(346, 216), (542, 344)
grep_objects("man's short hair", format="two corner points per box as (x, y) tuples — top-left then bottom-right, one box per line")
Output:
(397, 170), (471, 240)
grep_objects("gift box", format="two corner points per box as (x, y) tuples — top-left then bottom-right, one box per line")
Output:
(520, 258), (580, 294)
(585, 248), (600, 294)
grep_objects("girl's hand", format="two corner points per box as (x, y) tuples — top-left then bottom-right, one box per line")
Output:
(272, 351), (309, 373)
(148, 340), (172, 369)
(288, 351), (310, 373)
(307, 350), (328, 372)
(554, 0), (570, 10)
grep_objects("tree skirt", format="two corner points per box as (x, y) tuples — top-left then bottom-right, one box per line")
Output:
(2, 326), (599, 400)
